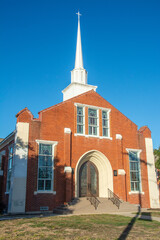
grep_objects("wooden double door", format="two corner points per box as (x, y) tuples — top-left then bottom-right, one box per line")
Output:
(79, 161), (99, 197)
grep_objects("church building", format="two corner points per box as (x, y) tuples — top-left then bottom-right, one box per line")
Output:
(0, 13), (159, 214)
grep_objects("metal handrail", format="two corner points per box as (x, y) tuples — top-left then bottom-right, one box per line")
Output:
(108, 188), (122, 209)
(87, 191), (100, 210)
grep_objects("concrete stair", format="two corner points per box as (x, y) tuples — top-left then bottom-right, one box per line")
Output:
(53, 197), (139, 215)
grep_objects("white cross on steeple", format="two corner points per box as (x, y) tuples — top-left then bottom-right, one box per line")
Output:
(76, 11), (82, 21)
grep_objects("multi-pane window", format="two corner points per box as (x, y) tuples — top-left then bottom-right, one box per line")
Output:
(129, 151), (141, 191)
(77, 107), (84, 134)
(88, 108), (98, 136)
(102, 111), (109, 137)
(6, 146), (13, 192)
(38, 144), (53, 191)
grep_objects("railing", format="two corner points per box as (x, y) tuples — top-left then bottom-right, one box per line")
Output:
(87, 192), (100, 210)
(108, 188), (122, 209)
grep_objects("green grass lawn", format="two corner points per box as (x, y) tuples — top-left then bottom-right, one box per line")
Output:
(0, 214), (160, 239)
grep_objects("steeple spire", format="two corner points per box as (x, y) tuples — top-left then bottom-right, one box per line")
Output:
(71, 11), (87, 84)
(62, 12), (97, 101)
(75, 11), (83, 69)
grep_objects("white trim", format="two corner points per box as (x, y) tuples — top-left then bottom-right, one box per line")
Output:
(74, 133), (86, 137)
(88, 107), (99, 137)
(99, 136), (113, 140)
(126, 148), (142, 193)
(126, 148), (142, 153)
(76, 105), (85, 135)
(64, 166), (72, 173)
(116, 134), (123, 140)
(75, 103), (111, 139)
(118, 169), (126, 175)
(36, 141), (58, 192)
(36, 140), (58, 146)
(145, 138), (159, 208)
(64, 128), (71, 134)
(38, 144), (54, 192)
(75, 150), (113, 198)
(129, 191), (144, 195)
(74, 102), (111, 112)
(74, 133), (112, 140)
(34, 191), (56, 195)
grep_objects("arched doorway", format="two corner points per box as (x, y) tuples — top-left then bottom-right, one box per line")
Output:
(75, 150), (113, 198)
(79, 161), (99, 197)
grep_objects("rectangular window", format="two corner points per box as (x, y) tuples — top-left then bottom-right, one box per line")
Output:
(102, 110), (109, 137)
(6, 146), (13, 192)
(38, 143), (53, 191)
(88, 108), (98, 136)
(129, 151), (141, 191)
(77, 106), (84, 134)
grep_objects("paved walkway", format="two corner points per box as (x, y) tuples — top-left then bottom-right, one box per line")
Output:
(111, 211), (160, 222)
(0, 211), (160, 222)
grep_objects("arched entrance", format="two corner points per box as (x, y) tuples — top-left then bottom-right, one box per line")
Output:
(79, 161), (99, 197)
(75, 150), (113, 198)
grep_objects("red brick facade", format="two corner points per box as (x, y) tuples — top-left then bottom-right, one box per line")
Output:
(0, 90), (154, 212)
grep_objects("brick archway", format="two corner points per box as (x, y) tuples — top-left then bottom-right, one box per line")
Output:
(75, 150), (113, 198)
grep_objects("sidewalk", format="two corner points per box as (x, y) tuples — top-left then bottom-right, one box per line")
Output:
(111, 211), (160, 223)
(0, 211), (160, 222)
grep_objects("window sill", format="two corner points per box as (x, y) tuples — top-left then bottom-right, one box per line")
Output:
(74, 133), (112, 140)
(34, 191), (56, 195)
(129, 191), (144, 195)
(99, 136), (112, 140)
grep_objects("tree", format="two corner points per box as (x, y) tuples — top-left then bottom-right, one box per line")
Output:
(154, 147), (160, 169)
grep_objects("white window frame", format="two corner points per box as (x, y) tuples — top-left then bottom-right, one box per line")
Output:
(88, 108), (99, 137)
(76, 105), (85, 135)
(126, 148), (144, 194)
(102, 110), (110, 137)
(74, 103), (112, 139)
(35, 140), (58, 194)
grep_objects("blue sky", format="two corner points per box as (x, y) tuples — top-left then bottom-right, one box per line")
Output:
(0, 0), (160, 148)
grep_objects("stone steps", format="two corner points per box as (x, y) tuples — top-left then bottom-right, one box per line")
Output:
(53, 197), (139, 215)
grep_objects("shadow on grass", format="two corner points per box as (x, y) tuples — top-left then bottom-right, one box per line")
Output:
(118, 190), (152, 240)
(118, 209), (152, 240)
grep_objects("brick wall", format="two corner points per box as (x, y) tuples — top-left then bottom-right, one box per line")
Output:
(15, 90), (151, 211)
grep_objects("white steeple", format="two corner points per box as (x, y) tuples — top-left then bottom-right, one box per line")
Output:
(71, 11), (87, 84)
(75, 11), (83, 69)
(62, 12), (97, 101)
